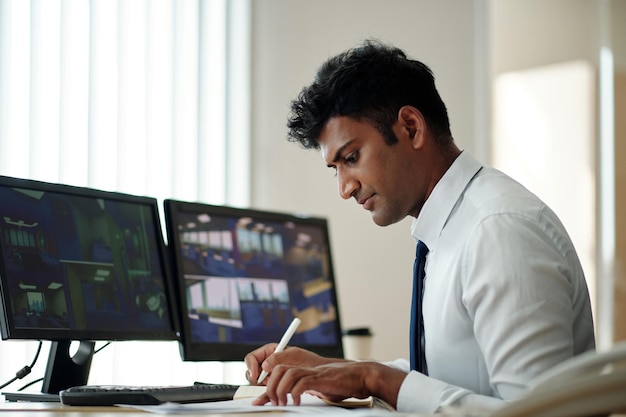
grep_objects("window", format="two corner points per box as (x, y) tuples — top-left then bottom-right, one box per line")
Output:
(0, 0), (250, 388)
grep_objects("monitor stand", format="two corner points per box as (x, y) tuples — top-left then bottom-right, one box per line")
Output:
(2, 340), (95, 403)
(2, 391), (60, 402)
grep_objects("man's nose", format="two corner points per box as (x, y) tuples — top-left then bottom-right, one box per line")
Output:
(338, 171), (358, 200)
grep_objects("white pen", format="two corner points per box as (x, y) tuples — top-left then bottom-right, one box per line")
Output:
(257, 317), (301, 384)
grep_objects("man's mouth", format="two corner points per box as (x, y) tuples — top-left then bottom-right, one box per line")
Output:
(358, 195), (374, 210)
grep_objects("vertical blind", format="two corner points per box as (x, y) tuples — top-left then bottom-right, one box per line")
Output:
(0, 0), (251, 388)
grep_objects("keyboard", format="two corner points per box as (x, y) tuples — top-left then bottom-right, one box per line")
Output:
(59, 382), (240, 406)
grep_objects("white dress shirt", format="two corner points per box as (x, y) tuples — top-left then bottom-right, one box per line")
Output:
(390, 151), (595, 413)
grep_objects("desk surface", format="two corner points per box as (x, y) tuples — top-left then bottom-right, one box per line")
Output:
(0, 402), (142, 416)
(2, 401), (626, 417)
(0, 402), (275, 417)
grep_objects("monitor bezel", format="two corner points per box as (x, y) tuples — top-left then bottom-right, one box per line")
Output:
(0, 175), (180, 342)
(164, 199), (344, 362)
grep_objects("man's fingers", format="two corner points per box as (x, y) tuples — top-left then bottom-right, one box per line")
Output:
(251, 393), (270, 406)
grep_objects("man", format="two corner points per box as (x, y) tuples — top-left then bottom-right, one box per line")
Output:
(244, 40), (595, 413)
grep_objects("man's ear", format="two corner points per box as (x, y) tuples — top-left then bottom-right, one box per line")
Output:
(397, 106), (426, 148)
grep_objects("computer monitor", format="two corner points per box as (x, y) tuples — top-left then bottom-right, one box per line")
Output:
(0, 176), (179, 400)
(163, 199), (344, 362)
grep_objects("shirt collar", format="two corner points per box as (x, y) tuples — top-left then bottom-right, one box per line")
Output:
(410, 150), (483, 250)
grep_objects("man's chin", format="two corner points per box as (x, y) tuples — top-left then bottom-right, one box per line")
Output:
(370, 211), (396, 227)
(369, 205), (409, 226)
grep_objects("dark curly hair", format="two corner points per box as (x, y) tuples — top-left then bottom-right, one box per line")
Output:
(287, 40), (452, 150)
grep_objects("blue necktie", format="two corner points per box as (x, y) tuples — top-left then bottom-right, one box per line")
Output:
(410, 240), (429, 374)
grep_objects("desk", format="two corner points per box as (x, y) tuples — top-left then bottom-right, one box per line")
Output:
(1, 402), (141, 417)
(0, 402), (272, 417)
(2, 401), (626, 417)
(1, 401), (390, 417)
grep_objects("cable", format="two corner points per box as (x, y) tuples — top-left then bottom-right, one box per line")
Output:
(0, 341), (43, 390)
(18, 378), (43, 391)
(94, 341), (111, 354)
(1, 340), (111, 392)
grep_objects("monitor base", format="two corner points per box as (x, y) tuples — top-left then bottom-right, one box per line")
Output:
(1, 391), (60, 402)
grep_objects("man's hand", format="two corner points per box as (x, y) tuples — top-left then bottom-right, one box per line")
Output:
(244, 344), (340, 385)
(250, 360), (406, 409)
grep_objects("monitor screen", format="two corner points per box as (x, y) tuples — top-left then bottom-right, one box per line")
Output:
(164, 199), (344, 361)
(0, 175), (178, 396)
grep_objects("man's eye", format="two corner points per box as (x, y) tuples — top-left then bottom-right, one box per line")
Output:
(345, 152), (359, 164)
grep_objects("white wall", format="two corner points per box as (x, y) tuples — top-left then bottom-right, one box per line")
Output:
(248, 0), (481, 360)
(490, 0), (601, 74)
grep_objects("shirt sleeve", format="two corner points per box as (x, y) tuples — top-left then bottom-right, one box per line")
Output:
(397, 371), (506, 413)
(387, 360), (505, 412)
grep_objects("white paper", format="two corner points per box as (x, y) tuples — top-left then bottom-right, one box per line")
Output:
(122, 393), (356, 414)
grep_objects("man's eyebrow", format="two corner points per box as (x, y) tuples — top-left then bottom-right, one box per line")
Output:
(327, 140), (354, 167)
